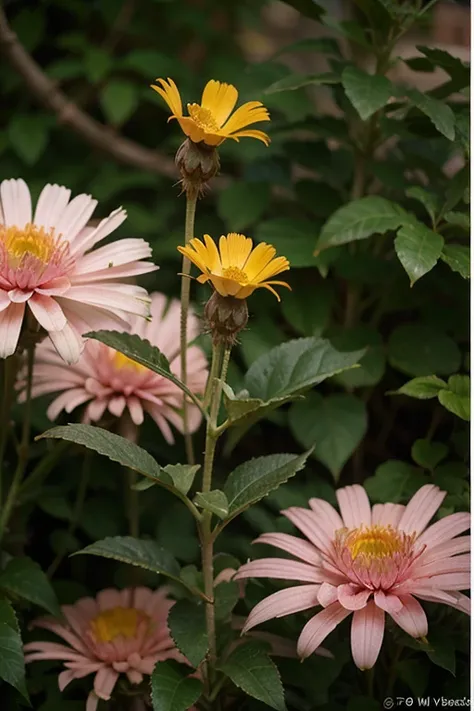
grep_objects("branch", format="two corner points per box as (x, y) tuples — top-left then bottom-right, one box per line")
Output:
(0, 4), (177, 179)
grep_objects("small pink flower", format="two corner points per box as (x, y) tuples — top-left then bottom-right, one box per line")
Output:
(235, 484), (470, 670)
(24, 292), (208, 443)
(0, 179), (157, 363)
(24, 587), (193, 711)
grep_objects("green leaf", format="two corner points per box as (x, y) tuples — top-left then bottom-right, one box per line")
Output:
(364, 460), (426, 503)
(406, 186), (439, 224)
(289, 394), (367, 479)
(411, 439), (448, 470)
(425, 632), (456, 675)
(271, 37), (341, 59)
(151, 660), (202, 711)
(217, 641), (286, 711)
(397, 659), (429, 697)
(122, 50), (176, 77)
(444, 211), (470, 231)
(255, 218), (320, 268)
(0, 557), (60, 617)
(438, 375), (470, 421)
(74, 536), (187, 586)
(265, 72), (339, 94)
(281, 281), (333, 337)
(388, 324), (461, 376)
(162, 464), (200, 496)
(389, 375), (448, 400)
(316, 196), (409, 252)
(168, 600), (208, 668)
(405, 88), (456, 140)
(223, 450), (310, 523)
(417, 46), (470, 85)
(0, 614), (28, 701)
(194, 490), (229, 519)
(217, 183), (270, 231)
(440, 244), (470, 279)
(0, 599), (19, 631)
(8, 115), (49, 165)
(100, 81), (139, 126)
(84, 47), (112, 83)
(214, 580), (240, 621)
(85, 332), (206, 418)
(279, 0), (325, 21)
(341, 66), (393, 120)
(330, 326), (385, 388)
(394, 222), (444, 285)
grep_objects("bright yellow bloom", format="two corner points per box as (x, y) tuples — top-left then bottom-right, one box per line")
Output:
(151, 78), (271, 147)
(178, 233), (290, 301)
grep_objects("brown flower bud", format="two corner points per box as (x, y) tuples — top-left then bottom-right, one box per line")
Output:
(175, 139), (220, 195)
(204, 292), (248, 346)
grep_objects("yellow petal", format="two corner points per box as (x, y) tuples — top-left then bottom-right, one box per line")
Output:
(177, 244), (208, 274)
(151, 78), (183, 117)
(233, 284), (256, 299)
(196, 274), (210, 284)
(228, 129), (271, 145)
(243, 242), (277, 280)
(208, 274), (231, 297)
(218, 233), (253, 269)
(201, 80), (238, 127)
(252, 256), (290, 283)
(176, 117), (206, 143)
(221, 102), (270, 134)
(202, 131), (226, 146)
(203, 234), (222, 273)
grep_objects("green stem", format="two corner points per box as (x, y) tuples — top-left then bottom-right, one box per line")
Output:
(203, 345), (224, 411)
(0, 343), (35, 546)
(19, 441), (69, 499)
(47, 451), (91, 578)
(180, 189), (198, 465)
(127, 468), (139, 538)
(0, 355), (18, 506)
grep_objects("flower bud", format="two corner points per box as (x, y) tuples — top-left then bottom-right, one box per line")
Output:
(175, 139), (220, 195)
(204, 292), (248, 346)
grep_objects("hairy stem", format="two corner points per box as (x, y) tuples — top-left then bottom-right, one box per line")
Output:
(180, 189), (198, 464)
(0, 355), (18, 506)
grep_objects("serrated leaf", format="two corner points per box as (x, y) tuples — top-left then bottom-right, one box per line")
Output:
(289, 394), (367, 479)
(406, 186), (439, 223)
(100, 81), (139, 126)
(162, 464), (200, 496)
(395, 222), (444, 285)
(425, 632), (456, 675)
(316, 196), (409, 252)
(0, 557), (60, 617)
(411, 439), (448, 470)
(440, 244), (470, 279)
(342, 66), (393, 120)
(389, 375), (447, 399)
(265, 72), (339, 94)
(214, 580), (240, 621)
(364, 461), (426, 503)
(0, 621), (29, 701)
(74, 536), (185, 585)
(194, 490), (229, 519)
(388, 324), (461, 376)
(405, 88), (456, 140)
(417, 46), (470, 85)
(151, 660), (202, 711)
(438, 375), (470, 421)
(217, 183), (270, 231)
(8, 115), (49, 165)
(0, 599), (19, 631)
(85, 332), (206, 418)
(168, 600), (208, 668)
(217, 642), (286, 711)
(223, 450), (310, 524)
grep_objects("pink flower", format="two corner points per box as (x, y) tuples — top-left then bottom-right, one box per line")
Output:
(24, 292), (208, 442)
(0, 179), (157, 363)
(24, 587), (193, 711)
(235, 484), (470, 670)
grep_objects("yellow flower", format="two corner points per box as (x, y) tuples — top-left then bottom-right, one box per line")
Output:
(151, 78), (270, 147)
(178, 233), (290, 301)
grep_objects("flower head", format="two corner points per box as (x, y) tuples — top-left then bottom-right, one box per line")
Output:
(235, 484), (470, 670)
(0, 179), (157, 364)
(178, 233), (290, 301)
(151, 78), (270, 146)
(23, 293), (208, 443)
(24, 587), (192, 711)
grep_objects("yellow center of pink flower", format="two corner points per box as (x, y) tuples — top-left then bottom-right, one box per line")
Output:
(0, 224), (66, 267)
(222, 266), (249, 284)
(90, 606), (146, 643)
(344, 525), (408, 562)
(112, 350), (147, 374)
(187, 103), (220, 132)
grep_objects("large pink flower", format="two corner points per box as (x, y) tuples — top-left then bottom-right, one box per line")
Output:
(23, 292), (208, 442)
(0, 179), (157, 363)
(235, 484), (470, 670)
(24, 587), (195, 711)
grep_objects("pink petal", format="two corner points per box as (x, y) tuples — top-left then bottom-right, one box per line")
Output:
(414, 554), (470, 578)
(55, 193), (98, 243)
(317, 582), (339, 607)
(308, 498), (344, 537)
(351, 600), (385, 670)
(0, 302), (25, 358)
(8, 288), (33, 303)
(389, 594), (428, 638)
(72, 261), (158, 284)
(420, 572), (470, 590)
(417, 535), (470, 566)
(283, 507), (333, 553)
(73, 238), (153, 273)
(397, 485), (445, 536)
(93, 666), (119, 701)
(235, 558), (322, 583)
(108, 395), (126, 418)
(34, 184), (71, 229)
(58, 669), (78, 692)
(36, 277), (71, 296)
(374, 591), (403, 614)
(371, 503), (405, 528)
(28, 294), (67, 332)
(71, 207), (127, 255)
(86, 691), (99, 711)
(446, 592), (470, 615)
(1, 178), (32, 227)
(336, 485), (371, 529)
(47, 388), (89, 420)
(337, 584), (371, 611)
(127, 395), (144, 425)
(48, 321), (84, 364)
(402, 585), (458, 606)
(97, 588), (126, 611)
(416, 511), (471, 549)
(0, 290), (10, 312)
(297, 602), (351, 659)
(242, 584), (320, 633)
(254, 533), (321, 565)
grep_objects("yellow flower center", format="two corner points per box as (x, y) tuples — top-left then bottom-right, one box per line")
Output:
(112, 350), (147, 374)
(345, 525), (405, 561)
(187, 103), (220, 132)
(90, 606), (146, 643)
(0, 224), (64, 267)
(222, 266), (249, 284)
